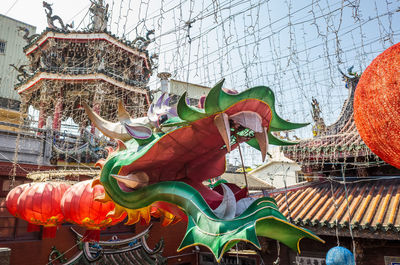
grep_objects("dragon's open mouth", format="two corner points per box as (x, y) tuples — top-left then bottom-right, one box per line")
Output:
(85, 80), (306, 211)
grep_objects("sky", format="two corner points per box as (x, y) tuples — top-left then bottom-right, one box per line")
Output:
(2, 0), (400, 167)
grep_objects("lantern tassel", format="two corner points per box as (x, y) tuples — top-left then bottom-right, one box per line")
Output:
(42, 226), (57, 238)
(83, 229), (100, 242)
(27, 223), (41, 232)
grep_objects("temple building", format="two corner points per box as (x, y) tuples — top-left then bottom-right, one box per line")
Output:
(11, 0), (157, 166)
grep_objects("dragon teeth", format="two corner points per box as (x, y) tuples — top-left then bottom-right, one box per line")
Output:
(255, 127), (269, 162)
(214, 113), (231, 152)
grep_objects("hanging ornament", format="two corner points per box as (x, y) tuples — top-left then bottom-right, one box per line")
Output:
(60, 180), (127, 242)
(326, 246), (355, 265)
(6, 183), (40, 232)
(16, 182), (71, 238)
(6, 183), (31, 217)
(354, 42), (400, 168)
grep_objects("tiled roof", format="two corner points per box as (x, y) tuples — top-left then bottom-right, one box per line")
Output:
(66, 226), (166, 265)
(283, 118), (376, 162)
(269, 179), (400, 233)
(282, 74), (380, 162)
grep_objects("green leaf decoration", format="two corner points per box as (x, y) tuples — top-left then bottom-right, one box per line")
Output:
(204, 78), (225, 115)
(177, 92), (207, 121)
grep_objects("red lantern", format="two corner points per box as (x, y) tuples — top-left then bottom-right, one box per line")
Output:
(6, 183), (30, 217)
(354, 42), (400, 168)
(16, 182), (71, 238)
(6, 183), (40, 232)
(61, 180), (126, 242)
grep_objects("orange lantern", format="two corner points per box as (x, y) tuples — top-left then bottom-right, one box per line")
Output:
(16, 182), (71, 238)
(354, 42), (400, 168)
(61, 180), (126, 242)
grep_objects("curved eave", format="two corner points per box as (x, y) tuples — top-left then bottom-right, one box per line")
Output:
(15, 72), (148, 95)
(24, 31), (149, 60)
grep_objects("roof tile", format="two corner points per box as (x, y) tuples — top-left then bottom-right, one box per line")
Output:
(270, 179), (400, 232)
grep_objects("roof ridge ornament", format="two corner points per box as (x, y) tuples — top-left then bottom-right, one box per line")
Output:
(89, 0), (109, 32)
(43, 1), (74, 32)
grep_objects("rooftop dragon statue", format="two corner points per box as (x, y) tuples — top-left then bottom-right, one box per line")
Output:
(43, 1), (74, 31)
(85, 79), (324, 262)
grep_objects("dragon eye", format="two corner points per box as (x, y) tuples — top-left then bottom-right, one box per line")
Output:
(157, 114), (168, 126)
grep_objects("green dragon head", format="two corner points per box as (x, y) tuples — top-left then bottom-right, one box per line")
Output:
(85, 79), (323, 262)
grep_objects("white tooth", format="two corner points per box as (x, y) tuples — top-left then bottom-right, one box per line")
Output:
(255, 127), (268, 162)
(111, 172), (149, 189)
(211, 184), (236, 220)
(214, 113), (231, 152)
(230, 111), (263, 133)
(235, 197), (256, 216)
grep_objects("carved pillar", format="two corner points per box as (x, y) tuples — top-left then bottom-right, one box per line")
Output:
(52, 87), (63, 131)
(91, 86), (103, 135)
(38, 103), (45, 129)
(38, 88), (48, 130)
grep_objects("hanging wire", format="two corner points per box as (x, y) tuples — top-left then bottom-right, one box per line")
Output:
(341, 164), (357, 265)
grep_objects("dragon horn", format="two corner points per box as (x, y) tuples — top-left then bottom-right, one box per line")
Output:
(83, 102), (132, 141)
(117, 101), (132, 123)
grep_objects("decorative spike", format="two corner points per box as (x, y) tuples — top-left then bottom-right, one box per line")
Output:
(106, 205), (126, 220)
(214, 113), (231, 152)
(105, 147), (115, 158)
(270, 114), (309, 131)
(168, 106), (178, 117)
(140, 207), (151, 225)
(91, 178), (102, 188)
(163, 95), (171, 107)
(161, 214), (175, 227)
(117, 101), (131, 123)
(125, 211), (140, 225)
(83, 103), (132, 141)
(205, 79), (225, 115)
(94, 159), (105, 169)
(94, 192), (112, 203)
(211, 184), (236, 220)
(147, 104), (158, 123)
(254, 127), (269, 162)
(177, 92), (207, 121)
(155, 93), (166, 109)
(268, 132), (298, 146)
(116, 139), (127, 151)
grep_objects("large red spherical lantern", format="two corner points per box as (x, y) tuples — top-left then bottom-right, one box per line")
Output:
(16, 182), (71, 238)
(6, 183), (40, 232)
(6, 183), (31, 217)
(354, 42), (400, 168)
(61, 180), (126, 242)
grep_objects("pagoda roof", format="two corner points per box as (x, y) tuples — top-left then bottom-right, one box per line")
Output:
(56, 225), (166, 265)
(15, 71), (148, 95)
(24, 28), (150, 59)
(264, 178), (400, 239)
(283, 72), (377, 162)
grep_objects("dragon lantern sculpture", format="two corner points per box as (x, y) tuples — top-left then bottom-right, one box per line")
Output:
(85, 79), (324, 262)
